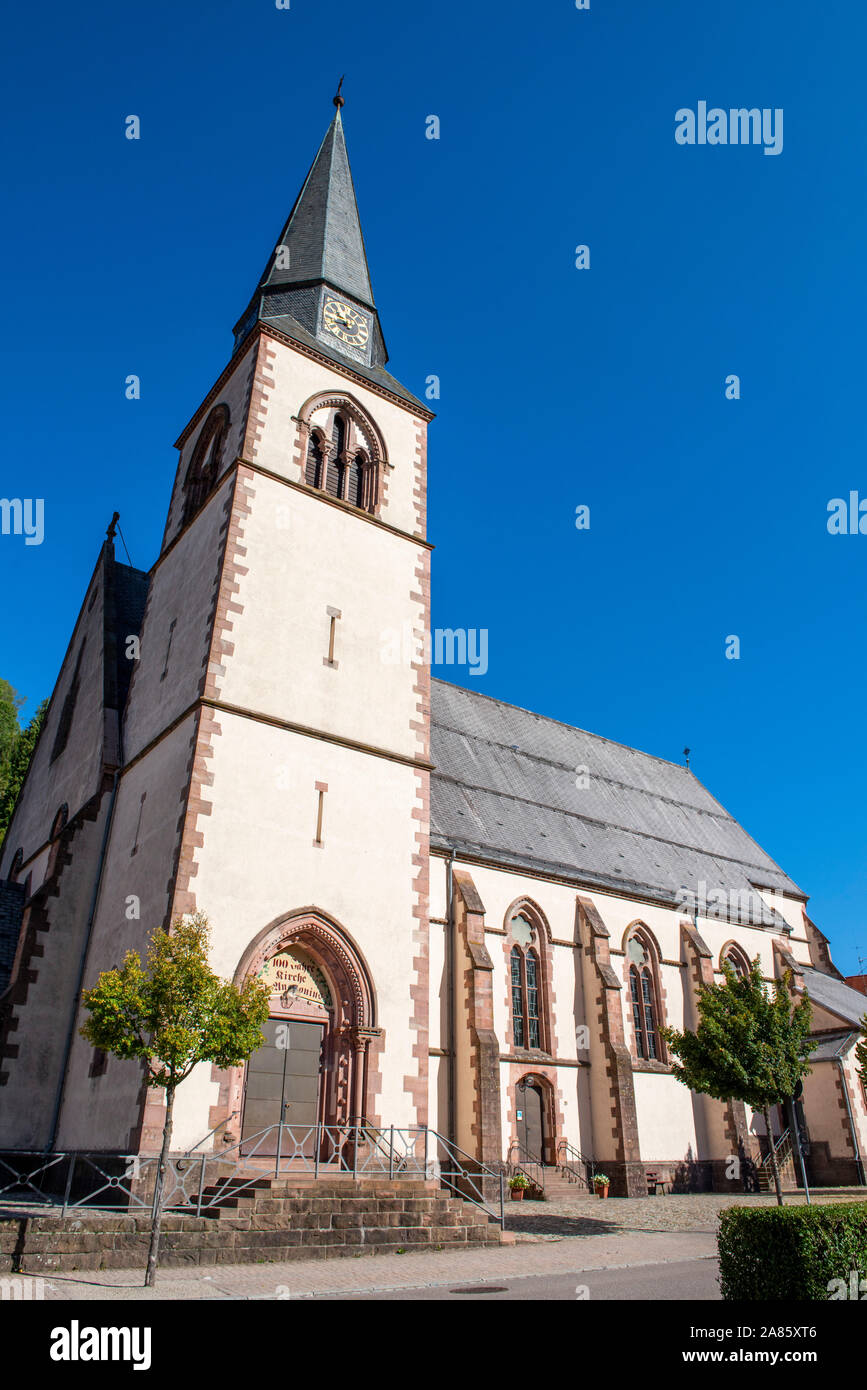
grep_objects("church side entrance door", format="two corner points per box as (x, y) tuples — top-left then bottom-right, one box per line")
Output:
(241, 1019), (325, 1154)
(517, 1079), (545, 1162)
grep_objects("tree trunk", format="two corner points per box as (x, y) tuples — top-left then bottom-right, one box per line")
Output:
(762, 1104), (784, 1207)
(145, 1086), (175, 1287)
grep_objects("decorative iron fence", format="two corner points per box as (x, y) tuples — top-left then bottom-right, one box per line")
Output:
(0, 1123), (506, 1228)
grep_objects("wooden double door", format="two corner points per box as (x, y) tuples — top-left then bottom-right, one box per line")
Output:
(241, 1018), (325, 1153)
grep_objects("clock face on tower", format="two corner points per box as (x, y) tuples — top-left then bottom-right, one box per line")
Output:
(322, 296), (370, 349)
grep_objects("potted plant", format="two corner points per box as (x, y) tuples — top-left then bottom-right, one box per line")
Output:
(508, 1174), (531, 1201)
(593, 1172), (611, 1199)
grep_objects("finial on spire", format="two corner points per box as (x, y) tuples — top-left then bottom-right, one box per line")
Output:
(333, 75), (345, 109)
(683, 747), (691, 770)
(106, 511), (120, 541)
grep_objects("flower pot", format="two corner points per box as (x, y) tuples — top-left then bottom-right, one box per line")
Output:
(595, 1185), (610, 1199)
(510, 1188), (525, 1201)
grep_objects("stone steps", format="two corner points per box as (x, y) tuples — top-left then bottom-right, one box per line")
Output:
(538, 1182), (596, 1201)
(0, 1175), (502, 1273)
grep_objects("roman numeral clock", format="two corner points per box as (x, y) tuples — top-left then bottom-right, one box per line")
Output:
(320, 294), (372, 363)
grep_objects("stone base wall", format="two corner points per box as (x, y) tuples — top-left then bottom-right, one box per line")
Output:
(0, 1177), (501, 1273)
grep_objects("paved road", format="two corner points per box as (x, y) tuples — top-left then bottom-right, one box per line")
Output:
(22, 1230), (717, 1301)
(315, 1256), (720, 1301)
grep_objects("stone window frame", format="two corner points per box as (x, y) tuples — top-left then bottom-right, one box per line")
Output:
(296, 391), (388, 516)
(720, 940), (751, 979)
(502, 898), (554, 1057)
(181, 402), (231, 528)
(623, 921), (667, 1065)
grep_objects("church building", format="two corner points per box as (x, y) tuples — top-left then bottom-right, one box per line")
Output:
(1, 98), (866, 1198)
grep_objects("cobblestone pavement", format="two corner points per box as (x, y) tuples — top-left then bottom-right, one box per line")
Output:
(505, 1187), (867, 1240)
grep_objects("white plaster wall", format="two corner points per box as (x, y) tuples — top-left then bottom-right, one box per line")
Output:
(633, 1070), (699, 1161)
(57, 715), (202, 1150)
(124, 473), (234, 762)
(168, 711), (423, 1149)
(253, 336), (425, 539)
(217, 474), (426, 760)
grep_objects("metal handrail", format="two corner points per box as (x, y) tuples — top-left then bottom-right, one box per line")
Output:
(429, 1129), (505, 1228)
(178, 1110), (239, 1161)
(555, 1138), (596, 1192)
(505, 1140), (545, 1195)
(757, 1128), (792, 1170)
(0, 1124), (506, 1228)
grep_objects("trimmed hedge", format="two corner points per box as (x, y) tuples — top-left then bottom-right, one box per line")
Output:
(718, 1201), (867, 1300)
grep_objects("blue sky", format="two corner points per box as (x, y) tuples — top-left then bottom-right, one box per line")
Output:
(2, 0), (865, 968)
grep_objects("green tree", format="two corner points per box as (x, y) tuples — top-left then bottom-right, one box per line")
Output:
(855, 1018), (867, 1083)
(0, 697), (47, 848)
(0, 680), (25, 803)
(661, 961), (815, 1205)
(80, 912), (270, 1286)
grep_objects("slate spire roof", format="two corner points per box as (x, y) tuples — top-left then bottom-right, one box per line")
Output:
(231, 104), (425, 410)
(256, 108), (375, 310)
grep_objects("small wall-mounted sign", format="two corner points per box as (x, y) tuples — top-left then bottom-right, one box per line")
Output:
(516, 1111), (523, 1121)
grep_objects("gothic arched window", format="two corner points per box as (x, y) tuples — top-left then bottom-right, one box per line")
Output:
(722, 944), (750, 980)
(509, 910), (545, 1051)
(182, 404), (230, 527)
(627, 930), (663, 1062)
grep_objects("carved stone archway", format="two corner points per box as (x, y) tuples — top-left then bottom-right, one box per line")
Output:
(209, 910), (382, 1148)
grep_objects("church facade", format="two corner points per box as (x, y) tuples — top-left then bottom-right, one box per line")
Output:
(1, 103), (866, 1197)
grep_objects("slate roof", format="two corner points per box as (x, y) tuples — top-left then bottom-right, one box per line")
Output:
(233, 108), (427, 413)
(807, 1030), (859, 1062)
(257, 311), (426, 411)
(800, 968), (867, 1029)
(258, 110), (375, 308)
(430, 680), (804, 923)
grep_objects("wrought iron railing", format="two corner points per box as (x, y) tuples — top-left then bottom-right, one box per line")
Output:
(432, 1132), (505, 1227)
(755, 1128), (794, 1191)
(555, 1138), (596, 1192)
(0, 1124), (506, 1228)
(506, 1140), (545, 1195)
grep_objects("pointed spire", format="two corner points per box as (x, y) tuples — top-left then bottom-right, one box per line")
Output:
(256, 102), (374, 310)
(231, 94), (426, 410)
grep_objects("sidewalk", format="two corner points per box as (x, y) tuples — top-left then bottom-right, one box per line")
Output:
(16, 1229), (716, 1301)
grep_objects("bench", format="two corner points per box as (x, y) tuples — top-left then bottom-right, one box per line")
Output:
(646, 1170), (669, 1195)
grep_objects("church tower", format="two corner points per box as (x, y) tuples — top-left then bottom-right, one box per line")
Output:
(42, 96), (434, 1154)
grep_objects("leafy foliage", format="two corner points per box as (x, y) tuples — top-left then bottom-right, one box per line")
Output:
(854, 1016), (867, 1080)
(718, 1201), (867, 1300)
(0, 679), (24, 795)
(661, 960), (815, 1110)
(0, 696), (47, 847)
(81, 912), (270, 1088)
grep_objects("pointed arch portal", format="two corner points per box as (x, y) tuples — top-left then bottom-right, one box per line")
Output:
(232, 910), (379, 1154)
